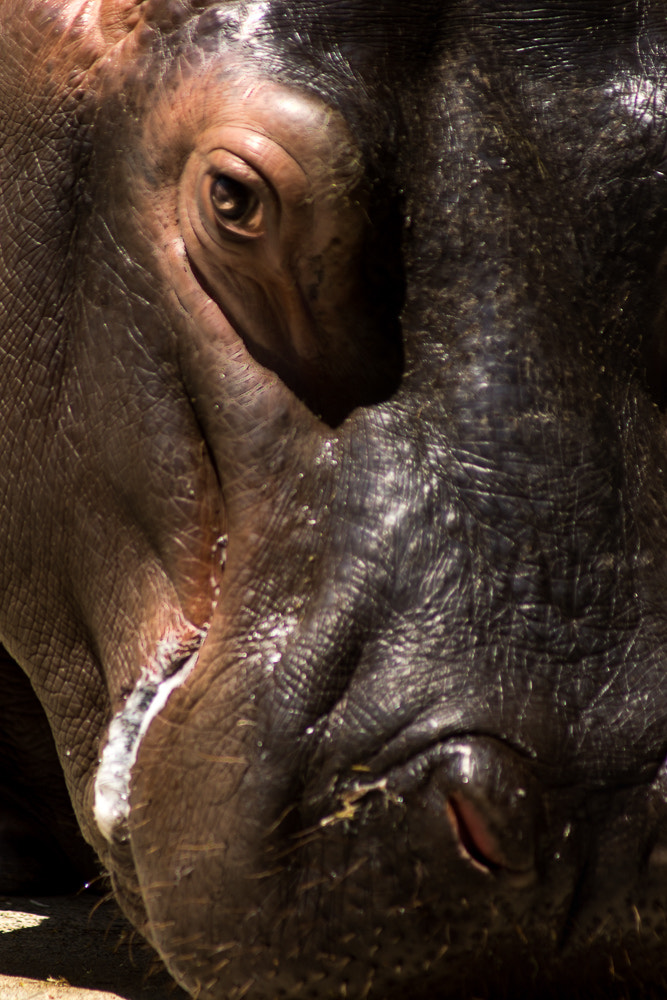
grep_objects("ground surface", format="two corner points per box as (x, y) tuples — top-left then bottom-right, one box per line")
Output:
(0, 895), (187, 1000)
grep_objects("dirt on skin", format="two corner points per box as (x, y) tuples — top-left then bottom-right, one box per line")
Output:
(0, 895), (187, 1000)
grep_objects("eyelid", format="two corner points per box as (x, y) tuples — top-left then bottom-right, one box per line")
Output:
(202, 125), (310, 207)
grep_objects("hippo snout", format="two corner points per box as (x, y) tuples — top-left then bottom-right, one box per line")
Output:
(120, 653), (666, 1000)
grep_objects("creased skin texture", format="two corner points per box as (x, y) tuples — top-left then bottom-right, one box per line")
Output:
(2, 2), (667, 999)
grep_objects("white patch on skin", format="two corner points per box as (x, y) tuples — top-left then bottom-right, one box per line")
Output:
(608, 72), (667, 129)
(94, 634), (204, 843)
(236, 2), (271, 41)
(207, 1), (270, 42)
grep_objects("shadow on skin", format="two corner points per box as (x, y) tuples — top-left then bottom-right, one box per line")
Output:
(0, 894), (186, 1000)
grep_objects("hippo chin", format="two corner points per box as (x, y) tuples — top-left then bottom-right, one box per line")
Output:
(2, 2), (667, 998)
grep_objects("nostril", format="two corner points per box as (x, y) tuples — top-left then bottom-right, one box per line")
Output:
(390, 736), (542, 883)
(447, 792), (507, 872)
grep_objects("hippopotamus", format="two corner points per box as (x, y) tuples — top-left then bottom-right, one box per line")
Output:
(1, 0), (667, 997)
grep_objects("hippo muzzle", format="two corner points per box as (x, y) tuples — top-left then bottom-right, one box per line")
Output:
(2, 2), (667, 999)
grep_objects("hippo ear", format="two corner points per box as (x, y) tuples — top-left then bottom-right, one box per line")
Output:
(51, 0), (208, 58)
(98, 0), (197, 35)
(3, 0), (143, 76)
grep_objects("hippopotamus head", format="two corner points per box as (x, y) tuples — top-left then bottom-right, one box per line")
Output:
(2, 1), (667, 997)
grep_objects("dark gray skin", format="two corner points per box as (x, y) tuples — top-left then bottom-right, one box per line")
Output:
(2, 1), (667, 997)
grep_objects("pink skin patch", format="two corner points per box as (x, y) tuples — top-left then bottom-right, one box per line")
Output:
(447, 793), (507, 872)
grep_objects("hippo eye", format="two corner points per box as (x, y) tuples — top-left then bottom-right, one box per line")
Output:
(210, 173), (261, 229)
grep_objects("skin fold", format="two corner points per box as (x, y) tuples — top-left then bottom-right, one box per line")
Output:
(1, 1), (667, 998)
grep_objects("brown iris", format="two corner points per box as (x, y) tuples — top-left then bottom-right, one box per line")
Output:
(210, 174), (258, 225)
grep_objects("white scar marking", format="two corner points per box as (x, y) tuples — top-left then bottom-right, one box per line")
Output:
(607, 72), (667, 128)
(207, 1), (270, 40)
(236, 2), (270, 41)
(94, 634), (204, 843)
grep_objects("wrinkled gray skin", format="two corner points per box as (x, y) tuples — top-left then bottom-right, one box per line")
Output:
(2, 1), (667, 998)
